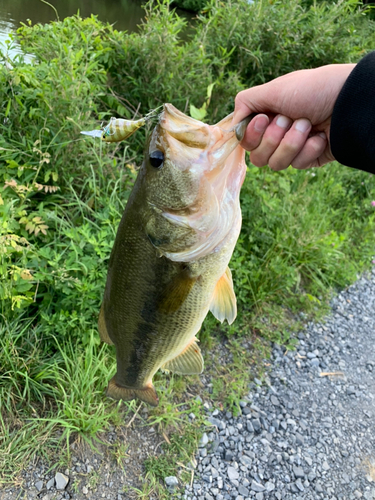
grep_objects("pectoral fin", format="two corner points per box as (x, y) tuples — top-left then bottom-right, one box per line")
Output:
(158, 269), (198, 314)
(98, 305), (114, 345)
(106, 377), (159, 407)
(161, 340), (204, 375)
(209, 267), (237, 325)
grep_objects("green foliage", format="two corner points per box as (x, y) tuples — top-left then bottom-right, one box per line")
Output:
(172, 0), (208, 11)
(196, 0), (375, 88)
(231, 164), (375, 314)
(1, 0), (375, 487)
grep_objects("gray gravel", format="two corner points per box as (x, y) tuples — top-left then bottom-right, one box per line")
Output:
(183, 271), (375, 500)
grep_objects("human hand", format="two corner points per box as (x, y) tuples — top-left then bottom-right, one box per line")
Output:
(233, 64), (355, 170)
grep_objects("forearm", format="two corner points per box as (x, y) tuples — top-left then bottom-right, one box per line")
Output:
(331, 51), (375, 174)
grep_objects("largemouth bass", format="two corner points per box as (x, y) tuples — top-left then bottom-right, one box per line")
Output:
(98, 104), (251, 406)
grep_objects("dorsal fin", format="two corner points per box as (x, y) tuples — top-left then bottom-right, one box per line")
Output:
(161, 340), (204, 375)
(209, 267), (237, 325)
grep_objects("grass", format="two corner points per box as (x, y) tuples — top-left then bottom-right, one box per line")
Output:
(1, 0), (375, 497)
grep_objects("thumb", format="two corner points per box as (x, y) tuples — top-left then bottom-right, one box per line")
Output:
(232, 92), (255, 125)
(232, 79), (284, 125)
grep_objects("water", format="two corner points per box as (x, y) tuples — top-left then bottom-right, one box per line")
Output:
(0, 0), (145, 60)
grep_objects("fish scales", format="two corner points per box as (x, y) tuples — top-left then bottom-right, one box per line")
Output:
(99, 104), (251, 406)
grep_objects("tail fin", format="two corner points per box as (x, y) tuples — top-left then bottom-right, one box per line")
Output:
(106, 376), (159, 407)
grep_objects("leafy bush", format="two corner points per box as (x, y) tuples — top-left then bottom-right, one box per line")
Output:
(172, 0), (208, 11)
(195, 0), (375, 88)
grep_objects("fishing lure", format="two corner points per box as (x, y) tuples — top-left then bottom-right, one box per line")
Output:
(81, 107), (162, 143)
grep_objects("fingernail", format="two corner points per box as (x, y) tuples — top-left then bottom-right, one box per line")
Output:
(254, 115), (269, 133)
(295, 119), (311, 133)
(318, 132), (327, 140)
(276, 115), (291, 129)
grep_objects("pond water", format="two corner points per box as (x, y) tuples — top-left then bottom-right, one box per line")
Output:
(0, 0), (145, 60)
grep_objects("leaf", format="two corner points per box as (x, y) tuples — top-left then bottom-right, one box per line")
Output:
(25, 222), (34, 233)
(206, 82), (215, 100)
(5, 99), (11, 117)
(190, 104), (207, 121)
(20, 269), (33, 280)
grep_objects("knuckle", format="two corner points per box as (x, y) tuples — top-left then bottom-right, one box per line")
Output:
(264, 136), (280, 149)
(291, 159), (309, 170)
(310, 136), (326, 153)
(234, 92), (246, 107)
(282, 140), (300, 155)
(250, 153), (267, 168)
(268, 157), (288, 171)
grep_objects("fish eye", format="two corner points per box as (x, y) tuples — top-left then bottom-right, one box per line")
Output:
(149, 150), (164, 169)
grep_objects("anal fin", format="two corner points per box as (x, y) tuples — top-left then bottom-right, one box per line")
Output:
(161, 340), (204, 375)
(98, 305), (114, 345)
(209, 267), (237, 325)
(106, 376), (159, 407)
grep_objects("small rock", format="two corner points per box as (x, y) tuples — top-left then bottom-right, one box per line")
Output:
(238, 485), (249, 496)
(82, 486), (88, 495)
(35, 481), (43, 492)
(240, 455), (252, 468)
(227, 466), (239, 481)
(251, 480), (265, 492)
(322, 461), (330, 471)
(165, 476), (178, 490)
(46, 478), (55, 490)
(295, 433), (304, 446)
(199, 433), (209, 447)
(55, 473), (69, 491)
(41, 495), (53, 500)
(270, 396), (280, 406)
(252, 419), (262, 434)
(265, 481), (275, 492)
(296, 478), (304, 492)
(293, 466), (305, 478)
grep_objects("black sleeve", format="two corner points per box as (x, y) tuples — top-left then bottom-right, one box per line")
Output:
(330, 51), (375, 174)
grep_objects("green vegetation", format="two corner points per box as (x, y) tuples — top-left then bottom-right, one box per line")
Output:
(1, 0), (375, 495)
(172, 0), (208, 11)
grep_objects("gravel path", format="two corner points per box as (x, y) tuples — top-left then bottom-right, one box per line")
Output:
(182, 271), (375, 500)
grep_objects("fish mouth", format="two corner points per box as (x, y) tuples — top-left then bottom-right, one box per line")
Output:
(161, 103), (250, 155)
(161, 103), (248, 201)
(153, 104), (248, 262)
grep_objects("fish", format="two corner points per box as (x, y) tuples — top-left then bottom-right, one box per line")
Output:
(98, 103), (253, 406)
(81, 108), (162, 142)
(80, 117), (146, 142)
